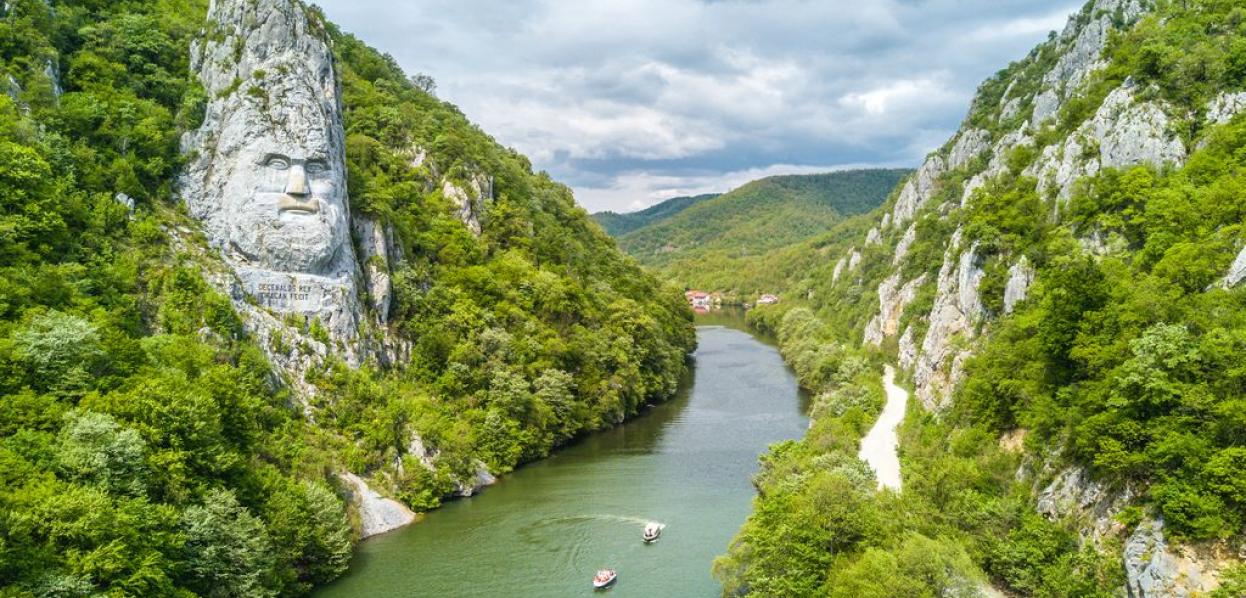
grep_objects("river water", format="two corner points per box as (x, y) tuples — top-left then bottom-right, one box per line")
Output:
(315, 312), (809, 597)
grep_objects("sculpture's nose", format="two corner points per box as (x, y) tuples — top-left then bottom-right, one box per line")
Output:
(277, 163), (319, 214)
(285, 164), (309, 197)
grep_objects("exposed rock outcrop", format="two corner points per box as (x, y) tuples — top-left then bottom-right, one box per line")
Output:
(912, 232), (983, 408)
(832, 256), (847, 283)
(963, 128), (1032, 205)
(897, 326), (918, 371)
(353, 215), (399, 324)
(442, 174), (493, 236)
(1208, 91), (1246, 126)
(1000, 95), (1023, 123)
(1036, 466), (1134, 543)
(1032, 90), (1060, 129)
(113, 192), (135, 216)
(948, 129), (990, 171)
(1124, 518), (1220, 598)
(1221, 246), (1246, 288)
(1003, 257), (1035, 314)
(340, 472), (417, 538)
(454, 462), (497, 497)
(42, 59), (61, 99)
(891, 155), (945, 225)
(1028, 82), (1186, 202)
(1094, 84), (1187, 170)
(400, 432), (437, 472)
(1032, 467), (1225, 597)
(1032, 0), (1146, 127)
(892, 223), (917, 266)
(4, 74), (19, 104)
(864, 226), (881, 246)
(864, 274), (927, 346)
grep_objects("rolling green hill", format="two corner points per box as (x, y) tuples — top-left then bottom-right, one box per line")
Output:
(615, 170), (908, 268)
(598, 169), (908, 294)
(592, 193), (718, 236)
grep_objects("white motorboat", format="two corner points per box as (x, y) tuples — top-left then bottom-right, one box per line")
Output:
(592, 569), (617, 589)
(643, 522), (661, 543)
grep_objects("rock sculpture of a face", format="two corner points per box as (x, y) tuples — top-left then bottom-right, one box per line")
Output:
(217, 103), (347, 274)
(181, 0), (361, 340)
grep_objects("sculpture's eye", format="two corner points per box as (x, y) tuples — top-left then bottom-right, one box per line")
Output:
(264, 155), (290, 170)
(305, 159), (328, 174)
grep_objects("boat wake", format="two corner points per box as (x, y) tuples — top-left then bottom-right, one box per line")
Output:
(589, 514), (664, 528)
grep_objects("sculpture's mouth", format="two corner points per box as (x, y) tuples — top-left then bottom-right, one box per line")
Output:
(277, 196), (320, 214)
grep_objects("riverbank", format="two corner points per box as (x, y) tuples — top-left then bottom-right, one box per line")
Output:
(315, 319), (808, 596)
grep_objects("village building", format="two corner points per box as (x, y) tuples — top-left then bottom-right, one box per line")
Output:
(685, 290), (712, 310)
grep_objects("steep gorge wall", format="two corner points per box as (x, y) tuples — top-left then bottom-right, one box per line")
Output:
(177, 0), (423, 537)
(172, 0), (696, 543)
(829, 0), (1246, 593)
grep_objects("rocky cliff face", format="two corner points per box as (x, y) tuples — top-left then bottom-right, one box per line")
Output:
(340, 472), (416, 537)
(848, 0), (1186, 411)
(181, 0), (363, 345)
(833, 0), (1243, 592)
(177, 0), (414, 538)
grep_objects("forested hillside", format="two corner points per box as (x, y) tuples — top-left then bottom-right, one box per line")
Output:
(592, 192), (718, 237)
(607, 170), (908, 272)
(0, 0), (694, 595)
(715, 0), (1246, 596)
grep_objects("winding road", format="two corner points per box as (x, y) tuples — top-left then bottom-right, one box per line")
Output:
(858, 365), (908, 491)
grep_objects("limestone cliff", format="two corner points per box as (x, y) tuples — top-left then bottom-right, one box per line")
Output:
(833, 0), (1244, 592)
(175, 0), (472, 538)
(180, 0), (365, 354)
(849, 0), (1188, 409)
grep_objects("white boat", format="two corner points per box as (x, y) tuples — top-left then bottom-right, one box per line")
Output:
(592, 569), (617, 589)
(643, 522), (661, 543)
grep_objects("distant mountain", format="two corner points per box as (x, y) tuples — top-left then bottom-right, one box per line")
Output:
(592, 193), (719, 236)
(606, 169), (910, 269)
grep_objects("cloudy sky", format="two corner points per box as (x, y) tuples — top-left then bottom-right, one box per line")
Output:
(314, 0), (1079, 213)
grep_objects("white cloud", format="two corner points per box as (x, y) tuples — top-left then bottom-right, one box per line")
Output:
(314, 0), (1082, 213)
(965, 8), (1074, 42)
(580, 161), (908, 213)
(839, 78), (950, 116)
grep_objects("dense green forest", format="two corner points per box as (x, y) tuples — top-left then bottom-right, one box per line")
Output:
(324, 19), (694, 505)
(711, 0), (1246, 596)
(592, 192), (718, 237)
(0, 0), (693, 595)
(603, 170), (908, 280)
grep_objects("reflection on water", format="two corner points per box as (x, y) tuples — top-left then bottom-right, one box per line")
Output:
(315, 312), (808, 597)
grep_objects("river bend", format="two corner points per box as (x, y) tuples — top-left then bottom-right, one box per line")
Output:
(315, 317), (809, 597)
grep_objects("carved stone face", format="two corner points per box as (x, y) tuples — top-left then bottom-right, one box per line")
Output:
(180, 0), (363, 345)
(182, 0), (353, 277)
(221, 138), (349, 274)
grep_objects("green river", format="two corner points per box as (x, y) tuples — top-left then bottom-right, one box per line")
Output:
(316, 313), (809, 597)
